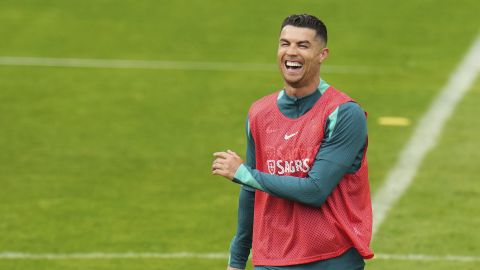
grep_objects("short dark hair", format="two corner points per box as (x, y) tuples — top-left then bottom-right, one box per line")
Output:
(281, 14), (328, 44)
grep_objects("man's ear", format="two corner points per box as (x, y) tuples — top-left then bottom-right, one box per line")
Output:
(319, 47), (329, 63)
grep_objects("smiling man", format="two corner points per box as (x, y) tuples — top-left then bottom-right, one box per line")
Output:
(212, 14), (374, 270)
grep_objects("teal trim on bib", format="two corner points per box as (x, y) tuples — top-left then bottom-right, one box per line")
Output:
(318, 79), (330, 94)
(234, 164), (264, 191)
(326, 107), (339, 140)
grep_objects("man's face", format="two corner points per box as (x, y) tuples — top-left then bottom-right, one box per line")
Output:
(277, 25), (328, 88)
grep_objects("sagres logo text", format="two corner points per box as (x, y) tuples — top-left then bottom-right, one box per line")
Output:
(267, 159), (310, 175)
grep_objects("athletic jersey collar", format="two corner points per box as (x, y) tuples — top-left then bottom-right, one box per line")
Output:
(277, 79), (330, 119)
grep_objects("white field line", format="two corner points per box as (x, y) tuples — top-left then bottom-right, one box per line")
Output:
(371, 34), (480, 236)
(0, 56), (379, 74)
(374, 253), (480, 263)
(0, 252), (479, 262)
(0, 252), (229, 260)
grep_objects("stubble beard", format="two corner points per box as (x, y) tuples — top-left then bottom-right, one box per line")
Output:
(283, 69), (314, 89)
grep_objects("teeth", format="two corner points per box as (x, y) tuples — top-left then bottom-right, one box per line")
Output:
(286, 61), (302, 68)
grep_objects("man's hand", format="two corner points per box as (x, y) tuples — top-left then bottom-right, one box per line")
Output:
(212, 150), (243, 180)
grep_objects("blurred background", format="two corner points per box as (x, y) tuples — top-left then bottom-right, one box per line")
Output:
(0, 0), (479, 269)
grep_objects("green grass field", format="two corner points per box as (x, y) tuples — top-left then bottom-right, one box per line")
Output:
(1, 0), (479, 269)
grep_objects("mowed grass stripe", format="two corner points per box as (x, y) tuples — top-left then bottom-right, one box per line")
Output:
(371, 34), (480, 236)
(369, 73), (480, 261)
(0, 56), (383, 74)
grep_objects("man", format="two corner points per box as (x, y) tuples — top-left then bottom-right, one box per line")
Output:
(212, 14), (373, 270)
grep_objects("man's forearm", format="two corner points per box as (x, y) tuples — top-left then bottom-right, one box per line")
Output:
(233, 159), (348, 207)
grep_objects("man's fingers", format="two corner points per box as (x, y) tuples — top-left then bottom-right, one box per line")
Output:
(212, 159), (225, 170)
(212, 168), (227, 176)
(212, 150), (241, 180)
(227, 150), (241, 159)
(213, 150), (242, 160)
(212, 159), (222, 167)
(213, 152), (230, 159)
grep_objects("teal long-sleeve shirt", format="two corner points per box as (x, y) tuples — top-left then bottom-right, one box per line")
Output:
(228, 80), (367, 269)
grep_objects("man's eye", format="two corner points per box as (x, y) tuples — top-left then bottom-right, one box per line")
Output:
(280, 43), (289, 47)
(299, 45), (308, 49)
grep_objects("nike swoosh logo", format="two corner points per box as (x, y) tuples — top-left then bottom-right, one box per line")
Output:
(284, 132), (298, 140)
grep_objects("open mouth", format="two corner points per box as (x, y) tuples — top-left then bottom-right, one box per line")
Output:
(285, 60), (303, 70)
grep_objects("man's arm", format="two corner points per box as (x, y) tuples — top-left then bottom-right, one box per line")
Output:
(234, 159), (349, 207)
(213, 102), (367, 208)
(228, 186), (254, 269)
(226, 117), (256, 270)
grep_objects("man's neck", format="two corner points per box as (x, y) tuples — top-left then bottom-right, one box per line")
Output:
(284, 77), (320, 98)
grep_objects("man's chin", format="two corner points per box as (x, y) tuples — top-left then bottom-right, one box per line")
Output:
(283, 76), (303, 87)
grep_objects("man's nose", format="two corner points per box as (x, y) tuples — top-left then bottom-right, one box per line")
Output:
(286, 45), (298, 56)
